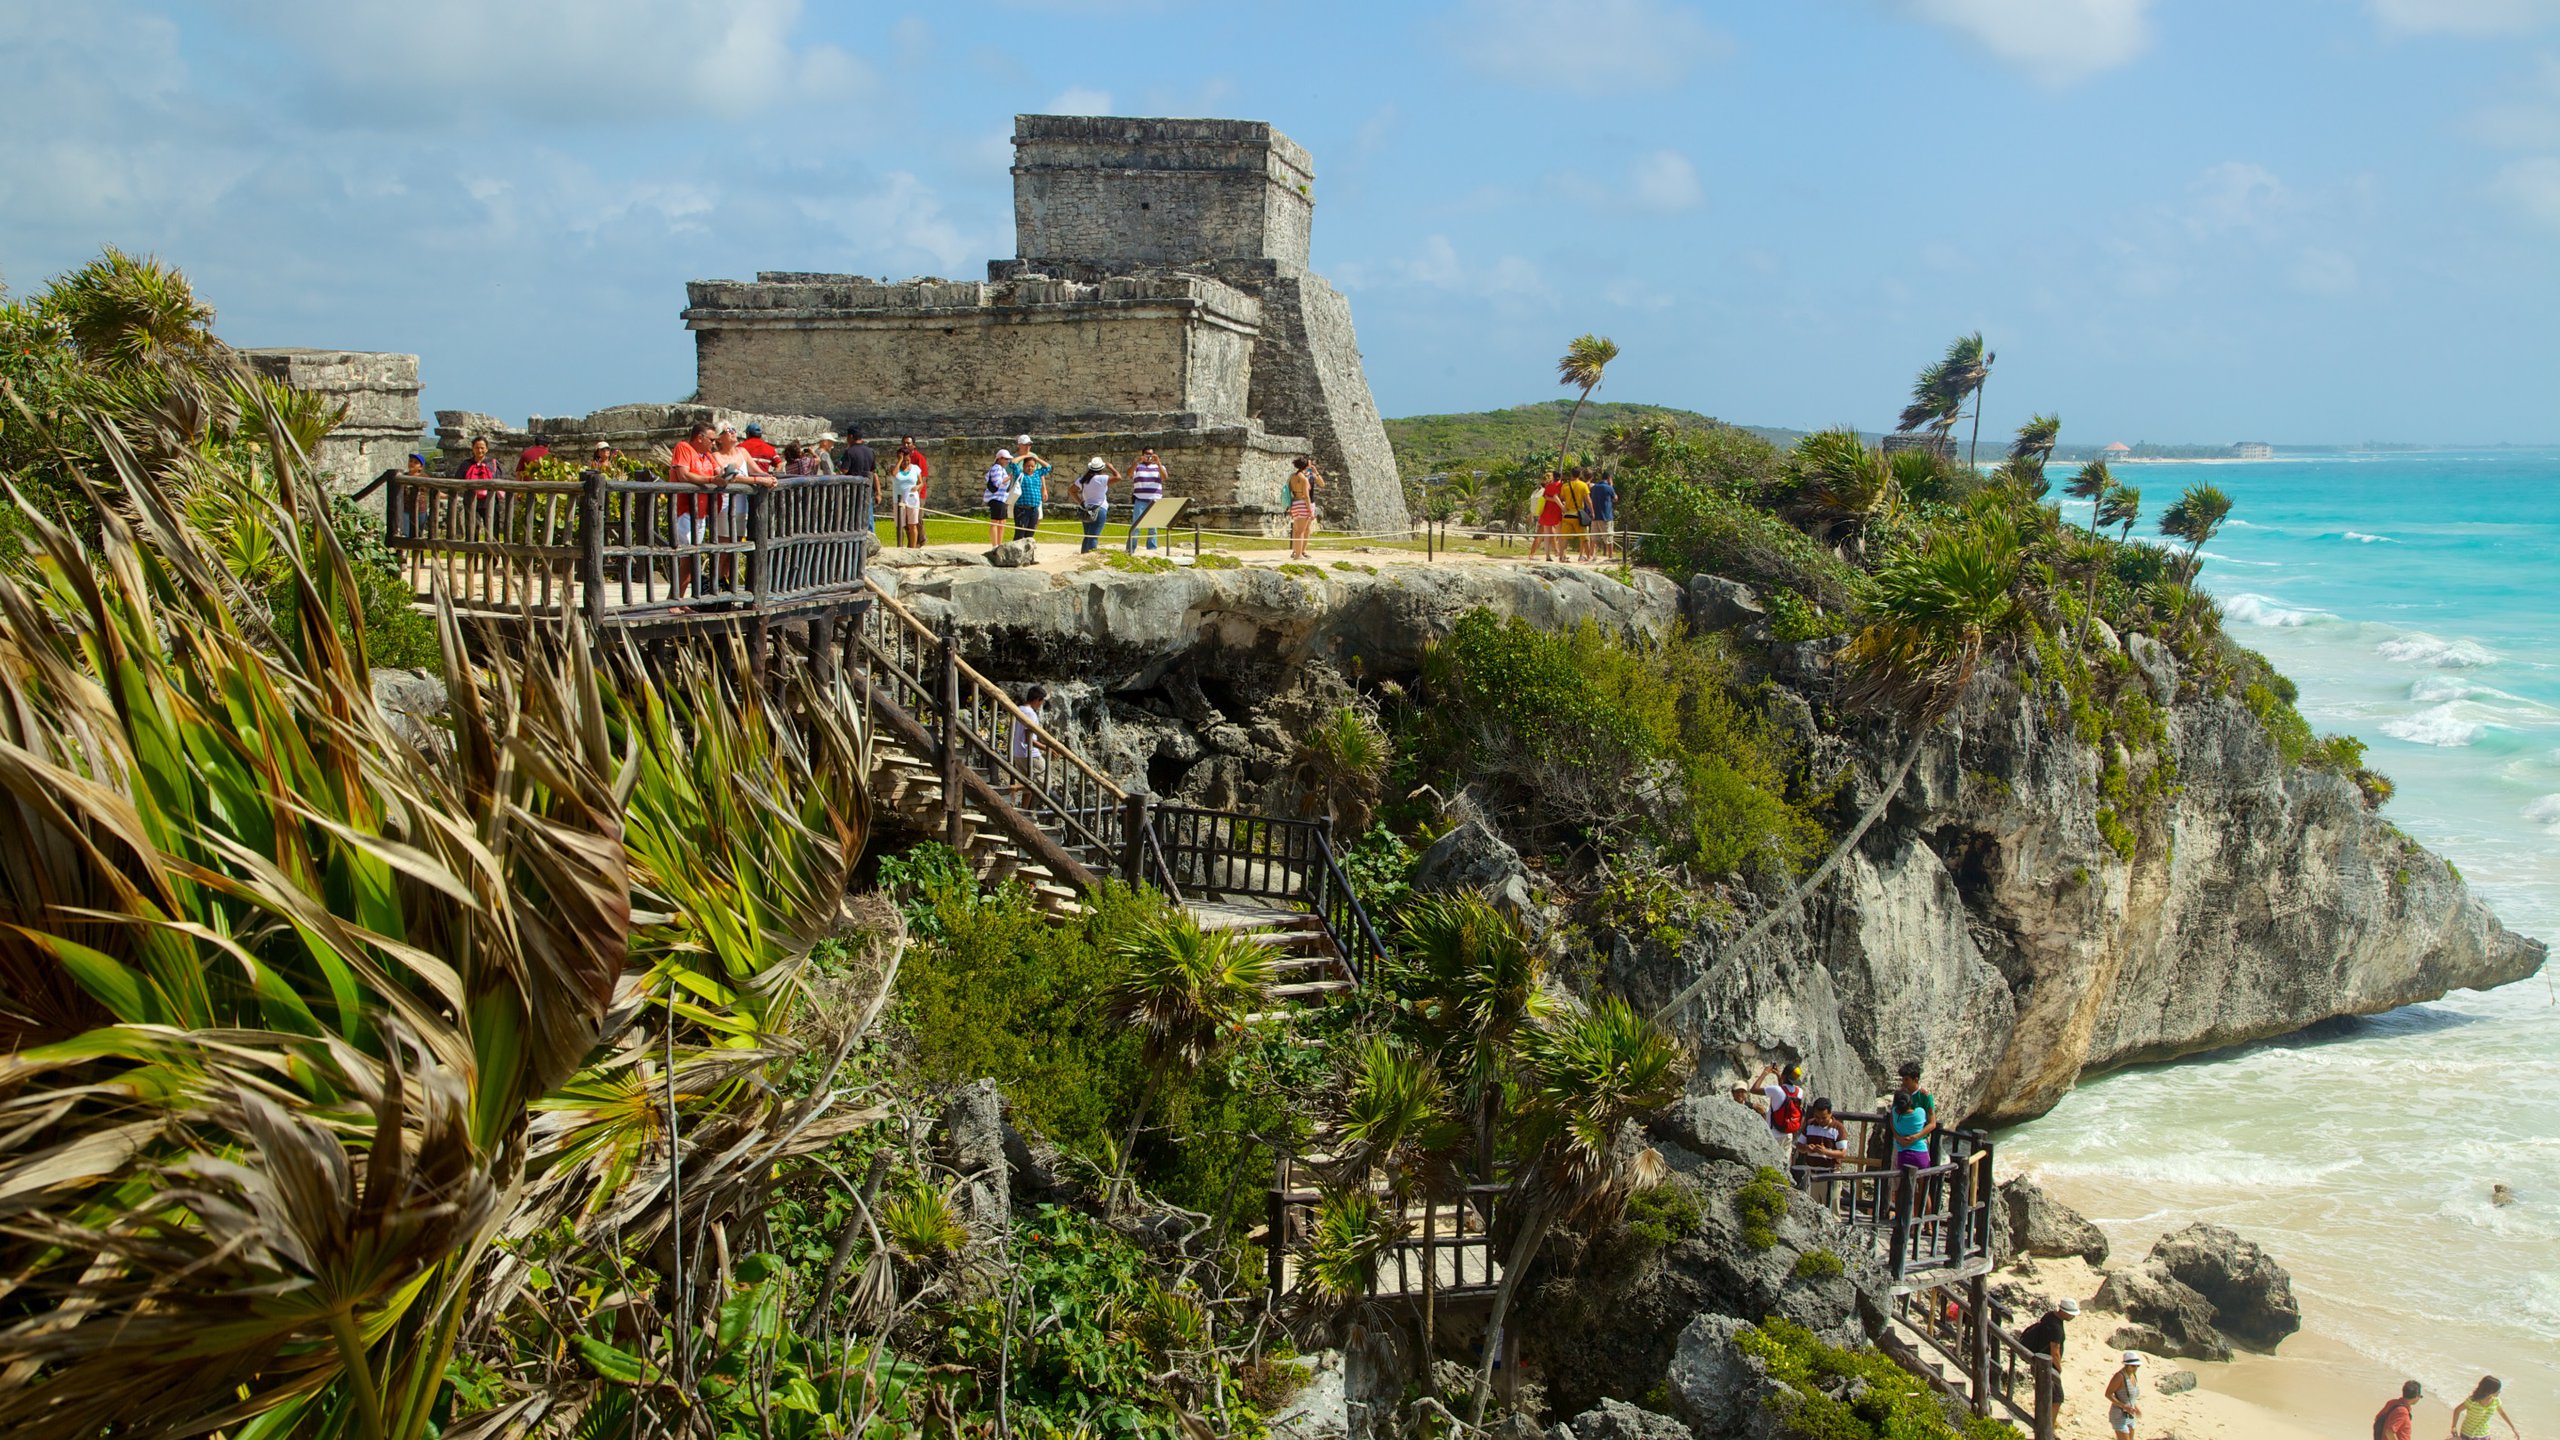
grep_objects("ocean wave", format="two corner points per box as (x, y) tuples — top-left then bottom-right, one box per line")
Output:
(2407, 676), (2539, 706)
(2342, 530), (2395, 543)
(2525, 795), (2560, 829)
(2382, 703), (2489, 747)
(2223, 593), (2334, 627)
(2377, 632), (2498, 667)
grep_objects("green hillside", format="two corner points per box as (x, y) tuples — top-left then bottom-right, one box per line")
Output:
(1383, 400), (1823, 477)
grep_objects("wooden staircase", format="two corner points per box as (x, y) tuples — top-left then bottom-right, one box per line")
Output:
(867, 736), (1084, 917)
(1184, 899), (1359, 1020)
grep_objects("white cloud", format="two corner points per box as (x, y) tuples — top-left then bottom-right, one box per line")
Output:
(209, 0), (863, 124)
(1901, 0), (2152, 84)
(1441, 0), (1729, 95)
(2490, 155), (2560, 229)
(1336, 235), (1549, 303)
(2371, 0), (2560, 35)
(2465, 54), (2560, 148)
(1630, 150), (1704, 212)
(1046, 87), (1115, 116)
(2185, 161), (2289, 235)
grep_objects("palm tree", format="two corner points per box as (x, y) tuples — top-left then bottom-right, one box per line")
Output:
(1393, 893), (1544, 1175)
(41, 246), (225, 381)
(1555, 334), (1620, 465)
(1945, 333), (1995, 469)
(2102, 483), (2142, 546)
(1291, 705), (1391, 834)
(2159, 483), (2234, 583)
(1650, 523), (2030, 1026)
(2005, 413), (2060, 494)
(1893, 334), (1995, 466)
(1789, 428), (1895, 553)
(1103, 911), (1275, 1205)
(2061, 460), (2113, 534)
(1468, 998), (1684, 1426)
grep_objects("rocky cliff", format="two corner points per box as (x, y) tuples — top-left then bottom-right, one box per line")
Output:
(870, 553), (2545, 1124)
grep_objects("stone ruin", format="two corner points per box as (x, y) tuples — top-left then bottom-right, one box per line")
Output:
(681, 115), (1408, 534)
(240, 348), (421, 488)
(430, 402), (835, 473)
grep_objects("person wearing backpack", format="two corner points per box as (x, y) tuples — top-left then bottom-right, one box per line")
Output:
(2374, 1380), (2425, 1440)
(1750, 1062), (1807, 1139)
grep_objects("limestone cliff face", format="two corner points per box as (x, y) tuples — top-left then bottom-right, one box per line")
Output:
(881, 555), (2546, 1124)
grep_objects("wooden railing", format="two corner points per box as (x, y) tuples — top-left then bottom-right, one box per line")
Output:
(1792, 1118), (1997, 1283)
(1266, 1156), (1506, 1306)
(1151, 807), (1388, 985)
(384, 471), (874, 625)
(1891, 1280), (2059, 1440)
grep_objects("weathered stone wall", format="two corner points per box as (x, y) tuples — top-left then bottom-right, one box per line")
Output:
(432, 402), (832, 477)
(1243, 277), (1403, 535)
(686, 274), (1261, 432)
(1011, 115), (1313, 270)
(240, 348), (421, 490)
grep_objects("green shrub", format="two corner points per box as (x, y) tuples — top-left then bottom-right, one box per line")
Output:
(1622, 1181), (1706, 1248)
(1192, 551), (1243, 570)
(2094, 808), (2137, 862)
(1791, 1247), (1844, 1280)
(1736, 1165), (1791, 1251)
(1763, 587), (1846, 642)
(1736, 1318), (2016, 1440)
(1103, 551), (1176, 573)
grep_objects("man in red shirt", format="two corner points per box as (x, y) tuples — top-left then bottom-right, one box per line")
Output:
(667, 421), (723, 607)
(514, 440), (552, 474)
(739, 422), (779, 468)
(2372, 1380), (2422, 1440)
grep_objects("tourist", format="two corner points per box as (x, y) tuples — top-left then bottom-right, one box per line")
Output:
(590, 440), (616, 471)
(809, 432), (838, 474)
(1889, 1090), (1932, 1170)
(840, 429), (878, 502)
(1589, 468), (1618, 559)
(2103, 1353), (2143, 1438)
(668, 421), (723, 604)
(1794, 1098), (1851, 1174)
(1010, 683), (1049, 802)
(1533, 470), (1565, 559)
(1014, 447), (1050, 542)
(1016, 432), (1045, 475)
(1126, 446), (1168, 552)
(891, 446), (927, 547)
(1288, 455), (1321, 560)
(514, 437), (552, 474)
(455, 435), (498, 484)
(1897, 1060), (1940, 1154)
(740, 422), (778, 468)
(405, 452), (427, 477)
(1737, 1061), (1807, 1139)
(1077, 457), (1117, 552)
(781, 442), (820, 478)
(2452, 1377), (2518, 1440)
(1561, 467), (1593, 560)
(713, 425), (771, 480)
(985, 449), (1018, 546)
(2019, 1300), (2076, 1394)
(2373, 1380), (2424, 1440)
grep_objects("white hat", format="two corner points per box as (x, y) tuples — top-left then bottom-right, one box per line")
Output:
(2059, 1299), (2080, 1316)
(2122, 1352), (2145, 1365)
(1017, 433), (1033, 446)
(819, 431), (838, 442)
(996, 448), (1014, 461)
(1087, 456), (1108, 470)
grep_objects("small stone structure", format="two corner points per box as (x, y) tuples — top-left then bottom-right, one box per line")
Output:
(683, 115), (1407, 535)
(240, 348), (421, 490)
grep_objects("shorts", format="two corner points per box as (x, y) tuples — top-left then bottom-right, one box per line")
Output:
(896, 493), (921, 519)
(2108, 1406), (2135, 1435)
(1560, 518), (1586, 537)
(1895, 1148), (1930, 1170)
(987, 498), (1009, 520)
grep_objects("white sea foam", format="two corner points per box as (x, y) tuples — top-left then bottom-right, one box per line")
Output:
(2525, 794), (2560, 829)
(2196, 548), (2283, 567)
(2381, 703), (2489, 747)
(2377, 632), (2498, 667)
(2342, 530), (2395, 543)
(2223, 593), (2333, 627)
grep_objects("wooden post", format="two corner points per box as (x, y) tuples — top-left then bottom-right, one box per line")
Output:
(2031, 1357), (2058, 1440)
(939, 621), (963, 851)
(1886, 1169), (1912, 1280)
(1121, 790), (1151, 887)
(1969, 1273), (1993, 1417)
(1421, 1194), (1438, 1359)
(578, 467), (607, 627)
(1266, 1179), (1287, 1298)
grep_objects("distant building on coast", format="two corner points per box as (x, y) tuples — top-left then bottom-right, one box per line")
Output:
(2102, 441), (2134, 461)
(2232, 441), (2275, 460)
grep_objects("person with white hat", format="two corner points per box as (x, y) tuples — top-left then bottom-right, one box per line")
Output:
(1076, 456), (1119, 553)
(984, 448), (1019, 547)
(2104, 1351), (2144, 1437)
(2019, 1299), (2078, 1399)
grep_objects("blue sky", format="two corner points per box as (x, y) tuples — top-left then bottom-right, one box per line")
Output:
(5, 0), (2557, 445)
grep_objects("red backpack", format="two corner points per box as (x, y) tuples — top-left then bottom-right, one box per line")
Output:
(1771, 1086), (1805, 1135)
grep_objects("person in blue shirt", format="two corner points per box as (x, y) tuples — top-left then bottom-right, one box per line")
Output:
(1013, 451), (1050, 542)
(1588, 471), (1618, 560)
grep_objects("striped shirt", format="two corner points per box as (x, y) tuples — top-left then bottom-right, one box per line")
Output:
(2457, 1399), (2503, 1438)
(1130, 460), (1165, 504)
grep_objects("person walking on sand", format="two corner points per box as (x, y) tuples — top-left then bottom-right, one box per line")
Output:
(2103, 1352), (2143, 1439)
(2452, 1377), (2520, 1440)
(1287, 455), (1321, 560)
(1126, 446), (1168, 552)
(984, 449), (1018, 547)
(2019, 1300), (2076, 1401)
(2374, 1380), (2424, 1440)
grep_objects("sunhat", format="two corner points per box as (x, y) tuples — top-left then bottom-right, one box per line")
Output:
(1017, 433), (1033, 446)
(2122, 1352), (2144, 1365)
(2060, 1300), (2080, 1316)
(996, 448), (1013, 460)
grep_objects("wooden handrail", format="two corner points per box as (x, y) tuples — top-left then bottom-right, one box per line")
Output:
(861, 580), (1128, 801)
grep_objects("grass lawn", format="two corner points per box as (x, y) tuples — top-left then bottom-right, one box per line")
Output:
(880, 511), (1553, 560)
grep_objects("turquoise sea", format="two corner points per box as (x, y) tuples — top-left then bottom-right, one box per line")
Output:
(2005, 450), (2560, 1418)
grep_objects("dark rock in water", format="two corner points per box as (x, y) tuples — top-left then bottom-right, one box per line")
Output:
(1995, 1177), (2110, 1265)
(2146, 1223), (2301, 1351)
(2156, 1369), (2199, 1395)
(2093, 1263), (2232, 1362)
(1684, 575), (1764, 633)
(1547, 1397), (1695, 1440)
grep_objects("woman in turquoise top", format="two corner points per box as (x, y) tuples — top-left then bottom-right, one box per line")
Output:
(1014, 456), (1050, 542)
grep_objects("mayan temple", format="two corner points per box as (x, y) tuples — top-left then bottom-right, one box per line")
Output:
(681, 115), (1408, 534)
